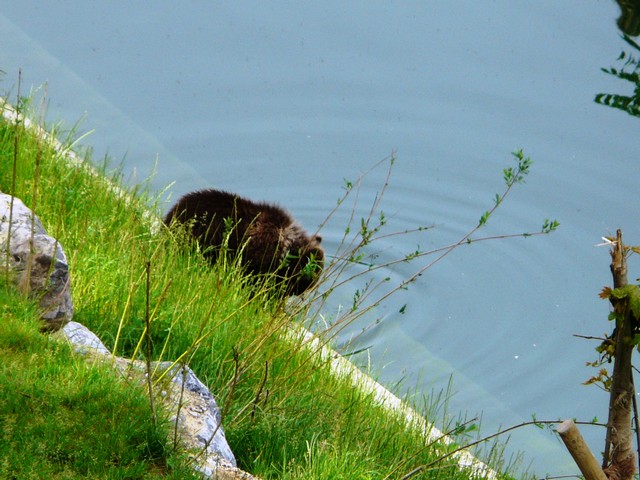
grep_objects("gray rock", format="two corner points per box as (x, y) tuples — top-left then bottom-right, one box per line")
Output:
(0, 192), (73, 330)
(156, 362), (238, 471)
(58, 322), (249, 478)
(62, 321), (110, 355)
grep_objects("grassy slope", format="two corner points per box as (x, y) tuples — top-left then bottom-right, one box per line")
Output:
(0, 290), (197, 479)
(0, 101), (519, 479)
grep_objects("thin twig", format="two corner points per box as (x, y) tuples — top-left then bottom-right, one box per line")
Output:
(251, 361), (269, 422)
(173, 363), (188, 451)
(382, 417), (479, 480)
(144, 260), (157, 425)
(399, 419), (605, 480)
(5, 69), (21, 287)
(573, 334), (607, 341)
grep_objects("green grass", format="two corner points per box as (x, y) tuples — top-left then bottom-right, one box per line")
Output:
(0, 98), (524, 479)
(0, 289), (197, 479)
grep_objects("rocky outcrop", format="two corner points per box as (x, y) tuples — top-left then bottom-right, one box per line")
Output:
(61, 321), (253, 479)
(0, 192), (73, 330)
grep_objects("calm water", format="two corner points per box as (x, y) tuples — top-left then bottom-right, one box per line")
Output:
(2, 2), (639, 476)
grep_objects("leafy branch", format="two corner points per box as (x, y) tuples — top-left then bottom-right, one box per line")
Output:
(290, 149), (559, 366)
(595, 34), (640, 118)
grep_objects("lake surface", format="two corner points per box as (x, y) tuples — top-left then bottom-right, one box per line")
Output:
(2, 2), (640, 476)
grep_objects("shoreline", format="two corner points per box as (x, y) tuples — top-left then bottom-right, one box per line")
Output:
(0, 96), (499, 479)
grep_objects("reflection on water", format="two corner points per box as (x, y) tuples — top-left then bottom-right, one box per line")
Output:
(616, 0), (640, 36)
(2, 2), (640, 477)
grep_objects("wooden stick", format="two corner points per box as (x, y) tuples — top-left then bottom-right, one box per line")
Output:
(557, 419), (608, 480)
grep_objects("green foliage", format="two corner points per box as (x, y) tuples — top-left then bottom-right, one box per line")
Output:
(477, 149), (553, 232)
(586, 249), (640, 391)
(317, 150), (558, 356)
(599, 284), (640, 327)
(503, 149), (531, 186)
(0, 289), (196, 479)
(608, 284), (640, 319)
(541, 218), (560, 234)
(595, 34), (640, 117)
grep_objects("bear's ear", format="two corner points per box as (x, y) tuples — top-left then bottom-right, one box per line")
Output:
(312, 235), (322, 245)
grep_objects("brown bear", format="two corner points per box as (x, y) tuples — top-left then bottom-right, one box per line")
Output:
(164, 189), (324, 295)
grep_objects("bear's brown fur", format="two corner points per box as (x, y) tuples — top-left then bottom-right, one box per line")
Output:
(164, 189), (324, 295)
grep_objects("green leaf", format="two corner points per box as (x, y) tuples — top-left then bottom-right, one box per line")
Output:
(608, 284), (640, 319)
(541, 219), (560, 233)
(478, 211), (490, 227)
(629, 287), (640, 319)
(503, 167), (515, 185)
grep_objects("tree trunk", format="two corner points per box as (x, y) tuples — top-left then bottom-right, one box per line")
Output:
(602, 229), (636, 480)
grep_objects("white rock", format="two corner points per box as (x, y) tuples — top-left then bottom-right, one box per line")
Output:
(62, 321), (110, 355)
(156, 362), (237, 470)
(59, 322), (244, 477)
(0, 192), (73, 329)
